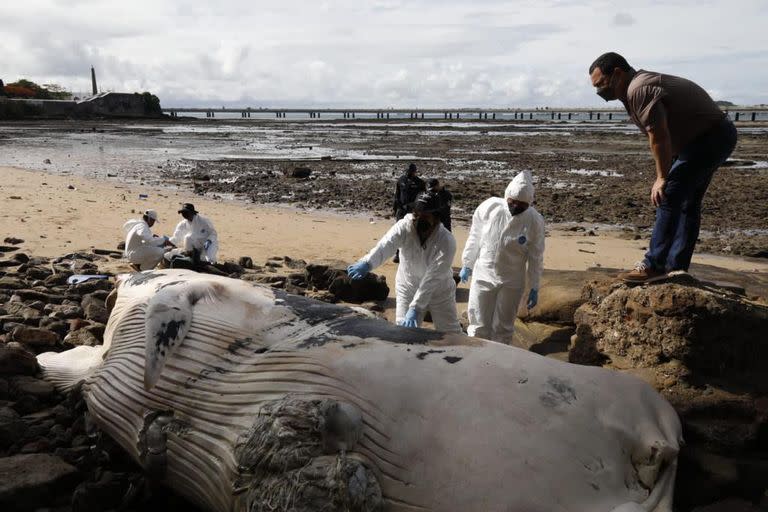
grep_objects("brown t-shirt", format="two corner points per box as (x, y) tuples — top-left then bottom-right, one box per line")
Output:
(623, 69), (725, 154)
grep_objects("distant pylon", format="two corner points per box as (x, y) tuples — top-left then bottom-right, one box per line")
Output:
(91, 66), (98, 95)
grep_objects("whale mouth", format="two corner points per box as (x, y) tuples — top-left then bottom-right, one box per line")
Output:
(233, 397), (382, 511)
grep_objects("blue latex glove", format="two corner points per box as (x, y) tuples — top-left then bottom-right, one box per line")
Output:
(400, 307), (419, 328)
(527, 288), (539, 309)
(347, 261), (370, 280)
(459, 266), (472, 283)
(203, 239), (212, 251)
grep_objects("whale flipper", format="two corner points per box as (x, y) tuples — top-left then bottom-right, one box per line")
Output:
(144, 281), (222, 390)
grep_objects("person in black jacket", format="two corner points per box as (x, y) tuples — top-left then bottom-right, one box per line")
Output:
(427, 178), (453, 232)
(393, 163), (426, 221)
(392, 163), (425, 263)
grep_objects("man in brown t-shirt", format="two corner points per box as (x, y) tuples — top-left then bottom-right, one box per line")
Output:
(588, 52), (737, 282)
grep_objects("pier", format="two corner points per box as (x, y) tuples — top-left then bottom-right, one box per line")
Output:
(163, 106), (768, 121)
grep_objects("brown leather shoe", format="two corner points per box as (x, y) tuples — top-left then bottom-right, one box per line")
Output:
(617, 262), (668, 283)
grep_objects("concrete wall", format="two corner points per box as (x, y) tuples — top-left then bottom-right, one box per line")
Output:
(0, 93), (163, 119)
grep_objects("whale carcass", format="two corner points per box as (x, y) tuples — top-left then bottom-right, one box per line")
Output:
(38, 269), (682, 511)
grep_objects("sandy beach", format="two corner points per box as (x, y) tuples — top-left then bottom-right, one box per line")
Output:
(2, 165), (765, 298)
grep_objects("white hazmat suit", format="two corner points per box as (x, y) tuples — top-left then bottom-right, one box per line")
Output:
(362, 214), (461, 332)
(461, 171), (545, 342)
(123, 219), (166, 270)
(169, 214), (219, 263)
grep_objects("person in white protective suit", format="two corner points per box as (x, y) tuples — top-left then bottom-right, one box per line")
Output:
(347, 191), (461, 333)
(168, 203), (219, 264)
(459, 170), (545, 343)
(122, 209), (168, 271)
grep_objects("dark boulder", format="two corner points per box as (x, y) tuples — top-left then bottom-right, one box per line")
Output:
(0, 277), (26, 290)
(11, 326), (60, 348)
(0, 406), (25, 449)
(0, 453), (79, 510)
(0, 344), (38, 375)
(290, 167), (312, 179)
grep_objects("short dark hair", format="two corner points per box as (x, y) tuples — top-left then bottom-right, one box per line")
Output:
(589, 52), (631, 75)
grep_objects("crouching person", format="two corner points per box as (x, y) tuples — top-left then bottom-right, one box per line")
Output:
(123, 209), (168, 271)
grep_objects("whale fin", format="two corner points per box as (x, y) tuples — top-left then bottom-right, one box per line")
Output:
(38, 345), (108, 392)
(144, 281), (222, 390)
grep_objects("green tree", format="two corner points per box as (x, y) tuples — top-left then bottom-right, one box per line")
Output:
(136, 91), (162, 115)
(5, 79), (72, 100)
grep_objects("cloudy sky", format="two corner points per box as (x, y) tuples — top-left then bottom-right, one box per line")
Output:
(2, 0), (766, 107)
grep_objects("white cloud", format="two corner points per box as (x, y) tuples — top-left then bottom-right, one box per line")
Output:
(613, 12), (636, 26)
(1, 0), (766, 106)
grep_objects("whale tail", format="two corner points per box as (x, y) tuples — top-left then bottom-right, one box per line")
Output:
(37, 345), (107, 392)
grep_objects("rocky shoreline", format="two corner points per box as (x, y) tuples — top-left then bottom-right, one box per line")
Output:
(165, 126), (768, 259)
(1, 237), (768, 510)
(1, 119), (765, 259)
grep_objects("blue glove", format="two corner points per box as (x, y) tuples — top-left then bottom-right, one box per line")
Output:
(400, 307), (419, 328)
(203, 239), (212, 251)
(527, 288), (539, 309)
(162, 236), (170, 244)
(459, 266), (472, 283)
(347, 261), (370, 280)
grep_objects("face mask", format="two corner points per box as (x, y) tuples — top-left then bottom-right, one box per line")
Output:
(596, 73), (617, 101)
(509, 205), (527, 216)
(416, 218), (433, 233)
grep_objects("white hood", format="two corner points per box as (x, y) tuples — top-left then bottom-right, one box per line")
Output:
(123, 219), (145, 234)
(504, 170), (534, 203)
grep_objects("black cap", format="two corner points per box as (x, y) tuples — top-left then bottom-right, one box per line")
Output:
(413, 191), (441, 213)
(178, 203), (198, 214)
(407, 163), (417, 172)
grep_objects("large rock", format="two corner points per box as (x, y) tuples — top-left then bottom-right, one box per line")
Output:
(11, 326), (60, 347)
(0, 406), (25, 449)
(0, 453), (79, 510)
(568, 275), (768, 509)
(81, 294), (108, 324)
(0, 277), (26, 290)
(570, 275), (768, 379)
(64, 328), (100, 347)
(5, 303), (41, 322)
(305, 263), (389, 303)
(44, 303), (84, 320)
(9, 376), (56, 400)
(69, 278), (113, 296)
(13, 289), (64, 304)
(0, 345), (38, 375)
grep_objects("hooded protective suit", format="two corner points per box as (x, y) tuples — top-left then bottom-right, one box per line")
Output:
(169, 214), (219, 263)
(123, 219), (166, 270)
(362, 214), (461, 332)
(461, 171), (545, 342)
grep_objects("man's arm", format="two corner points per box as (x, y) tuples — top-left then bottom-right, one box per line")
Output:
(646, 103), (673, 207)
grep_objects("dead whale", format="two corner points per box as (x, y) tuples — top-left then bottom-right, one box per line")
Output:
(38, 269), (682, 511)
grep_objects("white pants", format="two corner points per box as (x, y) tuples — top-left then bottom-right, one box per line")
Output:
(126, 246), (165, 271)
(467, 279), (524, 343)
(395, 287), (462, 333)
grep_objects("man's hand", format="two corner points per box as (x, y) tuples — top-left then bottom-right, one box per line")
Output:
(650, 177), (666, 207)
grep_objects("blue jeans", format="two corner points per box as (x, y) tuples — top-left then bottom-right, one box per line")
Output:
(644, 118), (737, 272)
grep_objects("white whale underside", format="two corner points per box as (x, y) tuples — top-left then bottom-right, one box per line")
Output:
(38, 270), (682, 512)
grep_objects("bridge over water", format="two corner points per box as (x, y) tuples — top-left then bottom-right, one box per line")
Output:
(162, 106), (768, 122)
